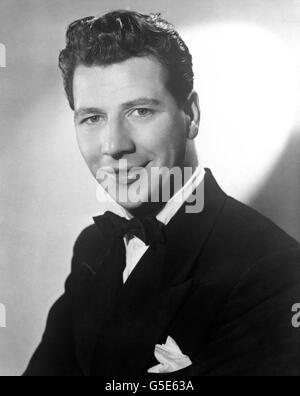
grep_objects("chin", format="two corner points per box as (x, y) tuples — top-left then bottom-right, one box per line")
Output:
(117, 194), (150, 210)
(117, 199), (145, 211)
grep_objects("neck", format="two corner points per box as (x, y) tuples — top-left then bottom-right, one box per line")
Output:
(184, 141), (199, 170)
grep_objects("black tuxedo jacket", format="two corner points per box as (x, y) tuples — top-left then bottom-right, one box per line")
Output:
(24, 170), (300, 376)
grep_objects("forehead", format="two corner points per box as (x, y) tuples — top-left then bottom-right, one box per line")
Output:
(73, 56), (171, 110)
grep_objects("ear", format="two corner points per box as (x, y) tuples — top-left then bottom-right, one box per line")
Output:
(185, 91), (201, 140)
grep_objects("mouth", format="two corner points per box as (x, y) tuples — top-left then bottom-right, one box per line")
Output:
(100, 162), (151, 186)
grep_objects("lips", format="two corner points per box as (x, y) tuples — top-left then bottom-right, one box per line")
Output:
(103, 163), (149, 174)
(100, 162), (150, 185)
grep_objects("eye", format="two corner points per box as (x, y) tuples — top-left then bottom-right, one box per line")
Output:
(130, 108), (154, 118)
(81, 115), (103, 125)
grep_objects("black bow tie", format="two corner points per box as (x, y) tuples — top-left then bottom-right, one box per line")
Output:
(93, 211), (166, 246)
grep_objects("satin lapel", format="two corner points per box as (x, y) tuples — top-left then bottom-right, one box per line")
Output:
(89, 169), (227, 376)
(73, 235), (126, 376)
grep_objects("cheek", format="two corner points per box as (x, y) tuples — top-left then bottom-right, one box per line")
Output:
(76, 131), (100, 166)
(138, 116), (186, 159)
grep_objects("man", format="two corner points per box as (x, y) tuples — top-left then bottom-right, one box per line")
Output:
(25, 10), (300, 376)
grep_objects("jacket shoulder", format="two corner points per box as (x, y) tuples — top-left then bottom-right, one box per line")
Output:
(197, 195), (300, 298)
(217, 196), (299, 259)
(71, 224), (103, 270)
(73, 224), (101, 252)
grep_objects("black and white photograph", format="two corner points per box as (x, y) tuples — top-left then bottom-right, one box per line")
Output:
(0, 0), (300, 379)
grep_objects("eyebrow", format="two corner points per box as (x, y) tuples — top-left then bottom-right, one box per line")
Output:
(74, 98), (162, 120)
(121, 98), (161, 110)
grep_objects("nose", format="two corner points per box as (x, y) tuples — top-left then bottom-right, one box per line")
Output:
(100, 117), (135, 159)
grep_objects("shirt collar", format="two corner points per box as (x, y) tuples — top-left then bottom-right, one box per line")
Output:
(95, 166), (206, 226)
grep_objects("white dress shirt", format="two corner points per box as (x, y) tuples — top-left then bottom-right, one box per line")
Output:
(95, 166), (206, 283)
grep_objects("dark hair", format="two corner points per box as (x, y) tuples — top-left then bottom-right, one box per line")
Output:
(59, 10), (194, 110)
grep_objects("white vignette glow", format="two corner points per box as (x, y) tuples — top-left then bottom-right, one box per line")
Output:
(181, 22), (299, 202)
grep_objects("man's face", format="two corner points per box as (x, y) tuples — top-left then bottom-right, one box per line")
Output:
(73, 56), (191, 211)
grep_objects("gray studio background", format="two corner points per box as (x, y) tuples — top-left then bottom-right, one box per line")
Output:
(0, 0), (299, 376)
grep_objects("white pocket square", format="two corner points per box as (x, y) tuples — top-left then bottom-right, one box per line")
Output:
(148, 336), (192, 374)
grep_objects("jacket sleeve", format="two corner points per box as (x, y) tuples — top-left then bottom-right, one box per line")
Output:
(23, 243), (83, 376)
(159, 248), (300, 377)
